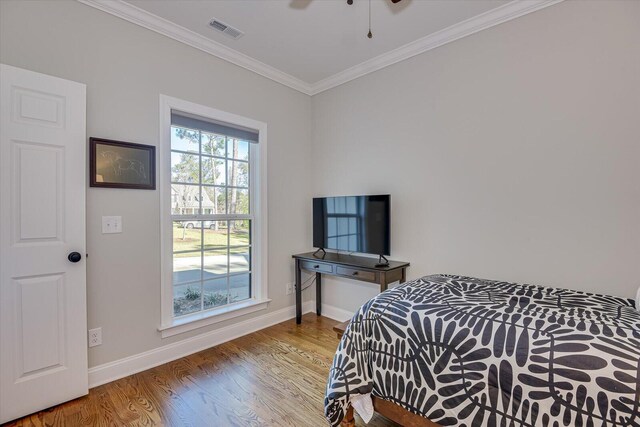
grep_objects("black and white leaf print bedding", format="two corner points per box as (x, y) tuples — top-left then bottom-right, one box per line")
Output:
(324, 274), (640, 427)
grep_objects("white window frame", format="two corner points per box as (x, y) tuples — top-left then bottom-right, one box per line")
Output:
(158, 94), (269, 338)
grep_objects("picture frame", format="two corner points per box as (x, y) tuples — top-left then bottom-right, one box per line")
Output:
(90, 137), (156, 190)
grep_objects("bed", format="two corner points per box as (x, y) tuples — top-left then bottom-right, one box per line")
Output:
(325, 274), (640, 427)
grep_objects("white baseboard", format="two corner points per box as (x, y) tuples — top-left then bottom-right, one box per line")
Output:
(88, 300), (349, 388)
(320, 303), (354, 322)
(304, 300), (354, 322)
(89, 304), (298, 388)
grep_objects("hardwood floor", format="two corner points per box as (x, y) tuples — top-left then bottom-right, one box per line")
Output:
(5, 314), (399, 427)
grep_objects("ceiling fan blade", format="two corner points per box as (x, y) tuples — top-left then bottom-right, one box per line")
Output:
(289, 0), (312, 9)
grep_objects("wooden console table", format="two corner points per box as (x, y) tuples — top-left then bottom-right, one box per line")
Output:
(291, 252), (409, 324)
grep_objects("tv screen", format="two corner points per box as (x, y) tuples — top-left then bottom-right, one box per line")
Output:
(313, 195), (390, 256)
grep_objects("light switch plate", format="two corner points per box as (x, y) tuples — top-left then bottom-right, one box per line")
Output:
(102, 216), (122, 234)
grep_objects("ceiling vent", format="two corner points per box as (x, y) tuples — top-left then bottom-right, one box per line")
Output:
(208, 19), (244, 40)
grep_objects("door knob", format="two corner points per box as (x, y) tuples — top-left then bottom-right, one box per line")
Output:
(68, 252), (82, 263)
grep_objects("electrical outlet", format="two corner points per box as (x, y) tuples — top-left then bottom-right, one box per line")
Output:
(286, 283), (293, 295)
(88, 327), (102, 347)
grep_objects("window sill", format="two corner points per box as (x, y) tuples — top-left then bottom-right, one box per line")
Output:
(158, 298), (271, 338)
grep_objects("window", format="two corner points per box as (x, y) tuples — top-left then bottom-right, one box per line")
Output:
(159, 96), (268, 337)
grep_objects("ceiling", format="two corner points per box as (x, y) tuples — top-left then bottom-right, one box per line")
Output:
(84, 0), (562, 94)
(126, 0), (507, 83)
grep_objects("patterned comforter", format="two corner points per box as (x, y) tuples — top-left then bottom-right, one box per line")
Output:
(324, 275), (640, 427)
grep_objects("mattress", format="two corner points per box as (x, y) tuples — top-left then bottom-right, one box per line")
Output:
(324, 274), (640, 426)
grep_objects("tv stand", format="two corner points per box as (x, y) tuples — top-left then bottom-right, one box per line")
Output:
(291, 252), (410, 324)
(374, 254), (389, 268)
(313, 247), (326, 257)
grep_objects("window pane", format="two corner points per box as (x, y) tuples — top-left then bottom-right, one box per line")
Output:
(174, 282), (202, 316)
(229, 247), (250, 273)
(338, 236), (348, 251)
(201, 157), (225, 186)
(328, 217), (337, 236)
(173, 251), (201, 284)
(171, 184), (200, 215)
(348, 235), (358, 251)
(203, 278), (228, 309)
(228, 188), (249, 215)
(202, 132), (225, 157)
(203, 221), (228, 249)
(171, 126), (199, 153)
(202, 187), (226, 215)
(346, 196), (357, 213)
(229, 273), (250, 302)
(326, 197), (335, 214)
(173, 221), (201, 253)
(337, 218), (348, 235)
(171, 152), (199, 184)
(227, 139), (249, 161)
(229, 220), (250, 246)
(203, 249), (227, 279)
(227, 160), (249, 188)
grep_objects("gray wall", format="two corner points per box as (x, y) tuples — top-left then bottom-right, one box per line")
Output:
(311, 0), (640, 313)
(0, 0), (313, 367)
(2, 0), (638, 366)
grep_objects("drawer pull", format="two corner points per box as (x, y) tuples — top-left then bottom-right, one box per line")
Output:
(314, 265), (320, 269)
(352, 271), (359, 276)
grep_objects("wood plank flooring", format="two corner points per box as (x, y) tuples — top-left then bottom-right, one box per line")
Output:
(5, 314), (399, 427)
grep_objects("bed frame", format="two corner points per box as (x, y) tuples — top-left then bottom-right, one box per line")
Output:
(333, 321), (439, 427)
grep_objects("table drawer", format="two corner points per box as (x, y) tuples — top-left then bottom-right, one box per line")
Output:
(300, 260), (333, 274)
(336, 266), (377, 282)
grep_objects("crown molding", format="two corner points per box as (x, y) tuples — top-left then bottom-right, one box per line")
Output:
(307, 0), (564, 95)
(77, 0), (563, 97)
(76, 0), (313, 95)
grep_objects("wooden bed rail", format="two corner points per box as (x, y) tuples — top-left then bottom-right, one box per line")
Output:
(339, 398), (439, 427)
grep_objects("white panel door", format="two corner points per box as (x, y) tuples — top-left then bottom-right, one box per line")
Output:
(0, 64), (87, 423)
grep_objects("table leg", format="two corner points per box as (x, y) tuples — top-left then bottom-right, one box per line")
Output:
(380, 271), (387, 292)
(295, 259), (302, 324)
(316, 272), (322, 316)
(401, 267), (406, 284)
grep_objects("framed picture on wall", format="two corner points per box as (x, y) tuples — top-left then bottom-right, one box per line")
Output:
(90, 137), (156, 189)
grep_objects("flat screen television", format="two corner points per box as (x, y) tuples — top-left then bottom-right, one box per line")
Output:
(313, 194), (390, 258)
